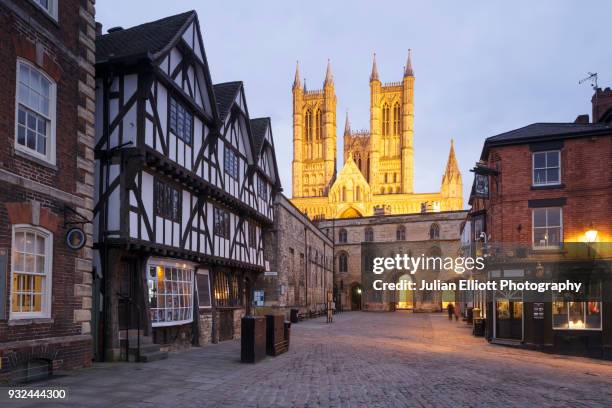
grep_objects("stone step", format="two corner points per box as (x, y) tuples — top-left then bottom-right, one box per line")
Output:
(137, 351), (168, 363)
(129, 343), (161, 354)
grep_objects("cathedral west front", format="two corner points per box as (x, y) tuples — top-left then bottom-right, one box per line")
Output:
(291, 51), (463, 219)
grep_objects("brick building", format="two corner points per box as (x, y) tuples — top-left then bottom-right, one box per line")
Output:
(0, 0), (96, 382)
(467, 89), (612, 358)
(256, 194), (333, 316)
(317, 211), (467, 312)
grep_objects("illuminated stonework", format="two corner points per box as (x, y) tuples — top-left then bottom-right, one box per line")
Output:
(291, 52), (463, 219)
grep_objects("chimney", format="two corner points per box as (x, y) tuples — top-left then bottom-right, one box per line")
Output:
(592, 87), (612, 123)
(574, 114), (589, 124)
(107, 26), (124, 34)
(95, 22), (102, 37)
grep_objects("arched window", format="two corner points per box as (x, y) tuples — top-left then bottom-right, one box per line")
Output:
(382, 103), (390, 136)
(338, 228), (348, 243)
(304, 109), (313, 141)
(10, 225), (53, 319)
(429, 223), (440, 240)
(396, 225), (406, 241)
(315, 109), (323, 140)
(339, 253), (348, 273)
(364, 227), (374, 242)
(342, 187), (347, 202)
(393, 102), (401, 135)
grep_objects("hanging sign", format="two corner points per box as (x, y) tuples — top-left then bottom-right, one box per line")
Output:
(66, 227), (86, 250)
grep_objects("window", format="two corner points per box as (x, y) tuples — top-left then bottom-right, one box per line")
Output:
(224, 146), (239, 179)
(305, 109), (313, 141)
(33, 0), (58, 20)
(10, 226), (52, 319)
(169, 97), (193, 144)
(429, 223), (440, 240)
(213, 207), (230, 239)
(396, 226), (406, 241)
(154, 179), (181, 222)
(147, 259), (194, 326)
(257, 177), (268, 200)
(213, 271), (241, 307)
(355, 186), (361, 201)
(533, 151), (560, 186)
(364, 227), (374, 242)
(315, 109), (323, 140)
(16, 60), (56, 164)
(338, 253), (348, 273)
(382, 103), (390, 136)
(533, 207), (562, 249)
(393, 103), (401, 135)
(338, 228), (347, 243)
(248, 223), (257, 248)
(553, 281), (601, 330)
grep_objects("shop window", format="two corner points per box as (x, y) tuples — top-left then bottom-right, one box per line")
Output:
(154, 179), (181, 222)
(147, 260), (194, 326)
(16, 60), (56, 164)
(532, 207), (562, 249)
(553, 281), (601, 330)
(213, 271), (241, 307)
(169, 97), (193, 144)
(533, 150), (560, 186)
(10, 225), (52, 319)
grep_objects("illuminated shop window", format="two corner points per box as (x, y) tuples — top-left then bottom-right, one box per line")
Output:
(147, 260), (194, 327)
(553, 281), (601, 330)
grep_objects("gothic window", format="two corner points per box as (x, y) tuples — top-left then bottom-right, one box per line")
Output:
(429, 223), (440, 240)
(393, 102), (401, 135)
(396, 226), (406, 241)
(305, 109), (313, 141)
(382, 103), (390, 136)
(339, 253), (348, 273)
(338, 228), (347, 243)
(315, 109), (323, 140)
(364, 227), (374, 242)
(355, 186), (361, 201)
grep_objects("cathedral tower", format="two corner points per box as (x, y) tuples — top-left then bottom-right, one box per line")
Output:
(440, 139), (463, 211)
(401, 50), (415, 193)
(292, 60), (337, 198)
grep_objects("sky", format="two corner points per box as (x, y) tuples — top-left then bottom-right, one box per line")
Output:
(97, 0), (612, 207)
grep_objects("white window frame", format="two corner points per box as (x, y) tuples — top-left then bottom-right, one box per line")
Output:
(32, 0), (58, 21)
(9, 224), (53, 320)
(532, 207), (563, 250)
(532, 150), (561, 187)
(146, 257), (195, 327)
(15, 59), (57, 165)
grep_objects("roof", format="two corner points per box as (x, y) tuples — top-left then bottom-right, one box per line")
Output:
(96, 11), (194, 64)
(482, 122), (612, 159)
(250, 117), (269, 154)
(213, 82), (242, 121)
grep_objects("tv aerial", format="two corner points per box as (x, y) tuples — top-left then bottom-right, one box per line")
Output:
(579, 72), (598, 89)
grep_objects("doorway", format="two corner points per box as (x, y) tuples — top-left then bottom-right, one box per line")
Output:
(350, 283), (362, 310)
(495, 299), (523, 340)
(396, 274), (414, 309)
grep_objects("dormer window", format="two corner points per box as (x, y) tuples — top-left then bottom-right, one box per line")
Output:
(533, 150), (560, 186)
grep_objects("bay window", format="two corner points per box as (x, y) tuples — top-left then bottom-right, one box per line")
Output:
(16, 60), (56, 164)
(147, 259), (194, 327)
(10, 225), (52, 319)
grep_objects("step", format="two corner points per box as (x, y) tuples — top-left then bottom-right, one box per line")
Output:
(129, 343), (161, 354)
(138, 351), (168, 363)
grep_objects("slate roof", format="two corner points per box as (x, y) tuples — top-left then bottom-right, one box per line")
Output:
(250, 118), (270, 154)
(96, 11), (194, 64)
(213, 82), (242, 121)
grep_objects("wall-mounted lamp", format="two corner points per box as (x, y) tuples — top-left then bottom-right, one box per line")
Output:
(585, 223), (598, 243)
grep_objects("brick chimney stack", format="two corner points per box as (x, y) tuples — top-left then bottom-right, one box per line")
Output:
(592, 87), (612, 123)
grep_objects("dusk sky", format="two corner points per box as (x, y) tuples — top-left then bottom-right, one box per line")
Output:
(98, 1), (612, 206)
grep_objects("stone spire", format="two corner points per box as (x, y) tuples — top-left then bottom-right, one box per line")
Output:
(293, 60), (301, 89)
(370, 52), (379, 82)
(443, 139), (460, 181)
(404, 49), (414, 77)
(324, 58), (333, 86)
(344, 111), (351, 135)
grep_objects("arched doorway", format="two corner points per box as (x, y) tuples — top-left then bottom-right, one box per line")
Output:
(350, 283), (362, 310)
(396, 274), (414, 310)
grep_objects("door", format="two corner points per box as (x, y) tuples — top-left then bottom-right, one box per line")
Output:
(495, 300), (523, 340)
(350, 283), (362, 310)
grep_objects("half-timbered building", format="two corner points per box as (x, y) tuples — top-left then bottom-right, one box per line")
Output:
(93, 11), (280, 361)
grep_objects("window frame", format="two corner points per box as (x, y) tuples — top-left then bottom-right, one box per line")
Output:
(169, 96), (193, 145)
(396, 226), (406, 241)
(224, 145), (239, 180)
(9, 224), (53, 320)
(364, 227), (374, 242)
(31, 0), (58, 21)
(146, 257), (195, 327)
(338, 253), (348, 273)
(532, 207), (563, 250)
(154, 179), (181, 223)
(429, 223), (440, 240)
(552, 282), (602, 331)
(532, 150), (561, 187)
(248, 223), (257, 249)
(213, 207), (231, 239)
(257, 176), (268, 200)
(15, 59), (57, 165)
(338, 228), (347, 243)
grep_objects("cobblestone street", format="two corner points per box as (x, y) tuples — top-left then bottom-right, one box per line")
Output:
(4, 312), (612, 408)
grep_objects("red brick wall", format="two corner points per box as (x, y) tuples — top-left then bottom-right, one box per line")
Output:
(481, 136), (612, 247)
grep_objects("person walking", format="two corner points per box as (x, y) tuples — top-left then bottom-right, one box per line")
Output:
(447, 303), (455, 320)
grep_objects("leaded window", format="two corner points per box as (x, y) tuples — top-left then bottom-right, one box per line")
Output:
(213, 207), (230, 239)
(248, 223), (257, 248)
(213, 271), (242, 307)
(257, 177), (268, 200)
(154, 179), (181, 222)
(147, 260), (194, 326)
(224, 145), (239, 179)
(169, 97), (193, 144)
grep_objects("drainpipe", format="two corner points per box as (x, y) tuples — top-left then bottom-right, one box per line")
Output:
(304, 225), (308, 311)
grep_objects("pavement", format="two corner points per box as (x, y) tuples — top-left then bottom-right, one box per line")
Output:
(2, 311), (612, 407)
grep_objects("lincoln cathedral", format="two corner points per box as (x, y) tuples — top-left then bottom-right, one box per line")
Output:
(291, 51), (463, 219)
